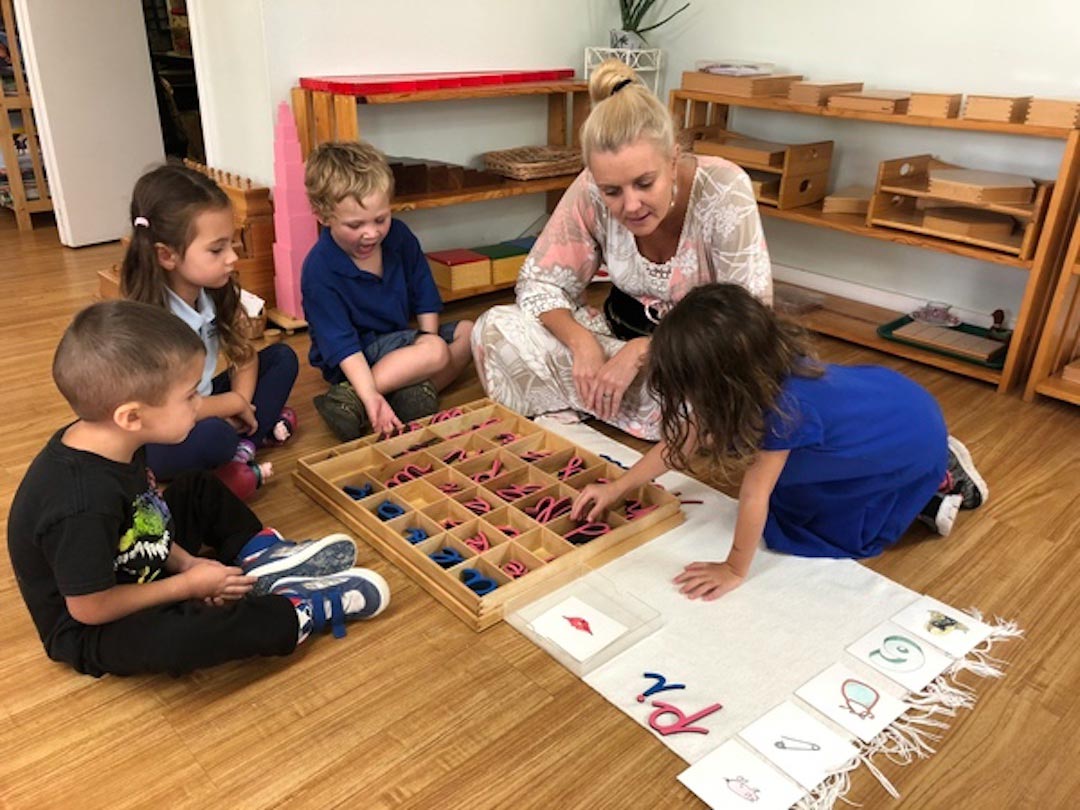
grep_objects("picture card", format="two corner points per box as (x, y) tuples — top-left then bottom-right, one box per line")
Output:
(678, 739), (805, 809)
(846, 621), (954, 693)
(795, 663), (909, 743)
(739, 701), (859, 791)
(890, 595), (994, 659)
(529, 595), (628, 661)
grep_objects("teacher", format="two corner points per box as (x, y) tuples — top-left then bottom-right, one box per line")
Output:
(472, 60), (772, 440)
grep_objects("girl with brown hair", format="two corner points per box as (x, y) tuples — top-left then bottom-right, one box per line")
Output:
(121, 163), (299, 483)
(573, 283), (987, 600)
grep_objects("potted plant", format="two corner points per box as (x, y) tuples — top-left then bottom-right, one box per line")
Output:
(611, 0), (691, 49)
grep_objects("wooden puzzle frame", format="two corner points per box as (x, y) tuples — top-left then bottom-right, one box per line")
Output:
(294, 399), (684, 631)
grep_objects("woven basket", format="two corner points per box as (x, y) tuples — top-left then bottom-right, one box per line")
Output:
(482, 145), (583, 181)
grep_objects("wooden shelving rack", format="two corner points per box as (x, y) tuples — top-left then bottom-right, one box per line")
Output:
(1024, 210), (1080, 405)
(0, 0), (51, 231)
(290, 78), (588, 300)
(670, 88), (1080, 393)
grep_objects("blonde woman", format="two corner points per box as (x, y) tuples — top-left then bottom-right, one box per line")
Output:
(471, 60), (772, 440)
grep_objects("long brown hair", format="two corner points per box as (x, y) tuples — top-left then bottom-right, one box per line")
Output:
(120, 163), (252, 366)
(648, 283), (823, 480)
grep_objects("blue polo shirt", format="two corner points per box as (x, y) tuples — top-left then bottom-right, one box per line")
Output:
(301, 219), (443, 383)
(166, 286), (218, 396)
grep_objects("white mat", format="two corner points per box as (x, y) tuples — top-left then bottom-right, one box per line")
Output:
(526, 419), (1019, 804)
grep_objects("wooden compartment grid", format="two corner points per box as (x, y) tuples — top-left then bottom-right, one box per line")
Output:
(294, 397), (684, 629)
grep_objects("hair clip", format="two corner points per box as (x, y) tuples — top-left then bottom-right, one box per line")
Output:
(133, 216), (150, 228)
(611, 77), (634, 95)
(461, 567), (498, 595)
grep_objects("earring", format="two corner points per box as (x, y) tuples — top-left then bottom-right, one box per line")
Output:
(670, 179), (679, 210)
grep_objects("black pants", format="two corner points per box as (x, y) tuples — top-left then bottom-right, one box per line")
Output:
(71, 473), (298, 677)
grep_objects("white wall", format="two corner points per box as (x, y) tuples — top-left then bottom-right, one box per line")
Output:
(192, 0), (608, 252)
(650, 0), (1080, 323)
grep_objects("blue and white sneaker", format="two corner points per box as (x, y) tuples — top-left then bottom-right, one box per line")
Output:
(271, 568), (390, 638)
(237, 529), (357, 595)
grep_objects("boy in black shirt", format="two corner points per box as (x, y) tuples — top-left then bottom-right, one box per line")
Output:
(8, 300), (390, 676)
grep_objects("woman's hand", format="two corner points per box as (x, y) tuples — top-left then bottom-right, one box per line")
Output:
(570, 337), (607, 407)
(591, 338), (648, 421)
(672, 561), (746, 601)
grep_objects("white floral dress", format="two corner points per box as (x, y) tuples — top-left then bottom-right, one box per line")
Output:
(471, 155), (772, 440)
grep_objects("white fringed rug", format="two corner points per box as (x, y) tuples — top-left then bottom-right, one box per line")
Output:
(525, 419), (1020, 808)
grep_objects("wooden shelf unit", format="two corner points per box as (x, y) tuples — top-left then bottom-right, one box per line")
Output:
(671, 89), (1080, 393)
(1024, 210), (1080, 405)
(0, 0), (51, 231)
(290, 78), (587, 300)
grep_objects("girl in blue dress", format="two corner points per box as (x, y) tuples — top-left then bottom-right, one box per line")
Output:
(572, 283), (988, 601)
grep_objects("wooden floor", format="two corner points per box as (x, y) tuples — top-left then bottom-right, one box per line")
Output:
(1, 213), (1079, 810)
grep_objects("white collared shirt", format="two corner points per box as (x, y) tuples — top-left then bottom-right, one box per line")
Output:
(166, 287), (219, 396)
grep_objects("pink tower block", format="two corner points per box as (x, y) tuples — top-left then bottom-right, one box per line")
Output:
(272, 102), (318, 320)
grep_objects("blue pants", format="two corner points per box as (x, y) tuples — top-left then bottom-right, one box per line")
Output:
(146, 343), (299, 479)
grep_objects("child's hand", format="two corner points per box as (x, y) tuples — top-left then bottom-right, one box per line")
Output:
(572, 482), (620, 522)
(364, 394), (403, 436)
(182, 561), (254, 601)
(223, 393), (258, 435)
(673, 561), (745, 601)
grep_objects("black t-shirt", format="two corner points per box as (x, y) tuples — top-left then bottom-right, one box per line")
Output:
(7, 427), (173, 662)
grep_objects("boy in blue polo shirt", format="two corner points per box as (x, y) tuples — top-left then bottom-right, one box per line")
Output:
(301, 141), (474, 440)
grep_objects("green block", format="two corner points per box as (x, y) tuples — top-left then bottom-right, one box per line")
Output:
(471, 242), (528, 259)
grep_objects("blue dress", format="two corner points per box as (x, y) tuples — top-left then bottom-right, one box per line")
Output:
(760, 364), (947, 559)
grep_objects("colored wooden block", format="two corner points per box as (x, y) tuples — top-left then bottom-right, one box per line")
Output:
(503, 236), (538, 252)
(427, 249), (492, 291)
(907, 92), (963, 119)
(962, 95), (1031, 123)
(388, 158), (429, 195)
(827, 90), (911, 114)
(927, 169), (1035, 204)
(472, 243), (528, 285)
(787, 81), (864, 106)
(680, 71), (803, 98)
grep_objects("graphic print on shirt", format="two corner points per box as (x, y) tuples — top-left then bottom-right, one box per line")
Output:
(115, 479), (172, 584)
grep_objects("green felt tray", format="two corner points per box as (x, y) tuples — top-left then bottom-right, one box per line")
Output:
(877, 316), (1008, 370)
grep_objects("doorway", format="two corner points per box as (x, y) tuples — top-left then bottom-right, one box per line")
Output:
(140, 0), (204, 162)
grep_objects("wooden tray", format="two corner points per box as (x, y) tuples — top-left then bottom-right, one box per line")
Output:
(878, 317), (1008, 368)
(294, 398), (684, 631)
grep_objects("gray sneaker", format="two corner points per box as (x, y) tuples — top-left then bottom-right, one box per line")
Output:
(946, 436), (988, 510)
(314, 382), (369, 441)
(387, 380), (439, 423)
